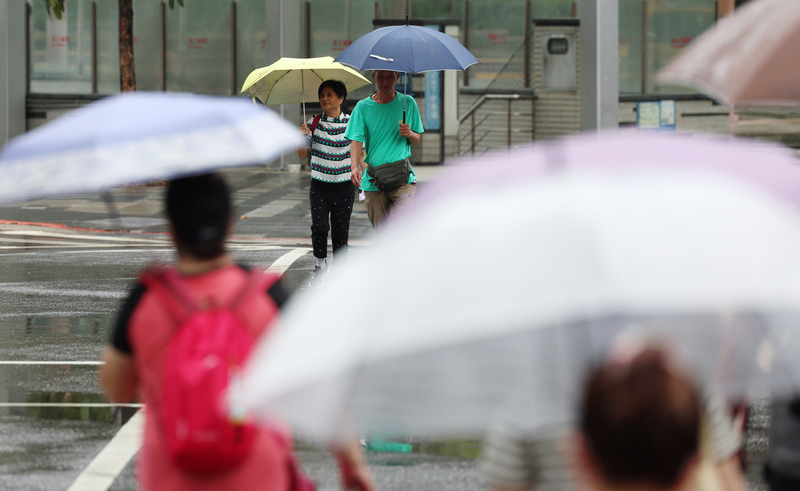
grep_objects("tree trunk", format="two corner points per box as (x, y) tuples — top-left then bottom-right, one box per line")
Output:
(119, 0), (136, 92)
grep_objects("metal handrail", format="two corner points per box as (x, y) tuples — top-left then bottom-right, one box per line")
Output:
(458, 93), (536, 156)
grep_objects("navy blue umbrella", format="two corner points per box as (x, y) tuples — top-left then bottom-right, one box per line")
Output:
(334, 19), (479, 122)
(334, 23), (478, 73)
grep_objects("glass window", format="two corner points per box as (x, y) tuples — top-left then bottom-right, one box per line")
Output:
(235, 1), (267, 95)
(465, 0), (573, 89)
(620, 0), (716, 95)
(132, 0), (163, 92)
(29, 0), (93, 94)
(165, 0), (234, 95)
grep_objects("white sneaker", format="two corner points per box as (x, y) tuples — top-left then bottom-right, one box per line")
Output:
(308, 264), (330, 288)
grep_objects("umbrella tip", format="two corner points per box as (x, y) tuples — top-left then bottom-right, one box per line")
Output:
(406, 13), (409, 25)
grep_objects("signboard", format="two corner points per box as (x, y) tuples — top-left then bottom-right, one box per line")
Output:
(46, 5), (68, 67)
(637, 100), (676, 130)
(424, 71), (440, 130)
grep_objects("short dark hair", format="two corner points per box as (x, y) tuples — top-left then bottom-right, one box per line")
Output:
(580, 347), (700, 488)
(318, 79), (347, 103)
(166, 173), (231, 260)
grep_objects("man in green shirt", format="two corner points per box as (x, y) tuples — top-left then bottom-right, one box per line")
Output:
(346, 70), (424, 228)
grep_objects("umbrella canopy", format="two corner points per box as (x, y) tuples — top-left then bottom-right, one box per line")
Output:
(241, 56), (371, 106)
(657, 0), (800, 107)
(242, 132), (800, 441)
(0, 92), (305, 206)
(333, 24), (479, 73)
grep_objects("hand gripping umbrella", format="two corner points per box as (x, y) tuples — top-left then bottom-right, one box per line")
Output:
(334, 16), (479, 123)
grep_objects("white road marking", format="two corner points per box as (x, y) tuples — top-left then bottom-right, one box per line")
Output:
(62, 247), (310, 490)
(0, 403), (142, 408)
(66, 410), (144, 491)
(0, 284), (125, 299)
(267, 247), (311, 275)
(0, 230), (170, 244)
(0, 361), (104, 365)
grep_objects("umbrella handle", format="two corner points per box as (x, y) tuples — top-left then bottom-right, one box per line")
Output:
(302, 76), (307, 122)
(403, 76), (407, 124)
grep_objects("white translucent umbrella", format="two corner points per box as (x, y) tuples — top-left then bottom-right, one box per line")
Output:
(0, 91), (305, 205)
(657, 0), (800, 107)
(242, 136), (800, 440)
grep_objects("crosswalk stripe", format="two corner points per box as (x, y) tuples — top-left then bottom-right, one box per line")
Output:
(0, 230), (170, 244)
(267, 248), (311, 275)
(66, 411), (144, 491)
(0, 361), (104, 365)
(0, 403), (142, 408)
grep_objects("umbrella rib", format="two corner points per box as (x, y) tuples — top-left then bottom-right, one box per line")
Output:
(262, 70), (292, 104)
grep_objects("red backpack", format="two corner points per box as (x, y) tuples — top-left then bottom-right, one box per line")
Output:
(140, 266), (280, 474)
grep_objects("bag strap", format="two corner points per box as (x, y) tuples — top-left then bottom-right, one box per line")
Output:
(140, 266), (281, 322)
(140, 266), (197, 321)
(309, 114), (323, 136)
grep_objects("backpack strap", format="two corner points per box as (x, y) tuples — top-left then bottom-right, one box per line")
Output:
(140, 265), (281, 321)
(309, 114), (323, 137)
(139, 266), (197, 322)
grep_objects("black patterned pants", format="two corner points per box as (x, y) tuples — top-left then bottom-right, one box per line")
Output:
(309, 179), (355, 260)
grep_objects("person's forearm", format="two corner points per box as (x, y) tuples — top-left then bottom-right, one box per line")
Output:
(351, 142), (364, 170)
(407, 131), (421, 145)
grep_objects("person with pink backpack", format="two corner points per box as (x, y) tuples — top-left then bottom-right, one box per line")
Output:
(99, 173), (374, 491)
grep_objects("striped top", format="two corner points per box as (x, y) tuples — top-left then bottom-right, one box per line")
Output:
(479, 390), (740, 490)
(306, 113), (352, 184)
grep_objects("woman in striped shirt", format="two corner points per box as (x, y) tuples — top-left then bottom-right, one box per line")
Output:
(297, 79), (356, 288)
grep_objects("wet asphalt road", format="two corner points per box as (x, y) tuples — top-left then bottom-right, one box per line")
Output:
(0, 167), (774, 490)
(0, 167), (490, 491)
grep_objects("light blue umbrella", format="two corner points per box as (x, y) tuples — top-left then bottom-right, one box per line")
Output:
(334, 18), (479, 122)
(0, 92), (305, 205)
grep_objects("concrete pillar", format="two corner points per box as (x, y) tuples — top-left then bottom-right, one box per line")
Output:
(0, 0), (27, 149)
(264, 0), (302, 170)
(580, 0), (618, 131)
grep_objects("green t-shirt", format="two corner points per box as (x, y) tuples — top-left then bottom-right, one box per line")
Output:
(345, 93), (425, 192)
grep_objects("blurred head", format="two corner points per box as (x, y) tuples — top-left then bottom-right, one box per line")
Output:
(578, 346), (700, 490)
(166, 173), (231, 260)
(371, 70), (400, 94)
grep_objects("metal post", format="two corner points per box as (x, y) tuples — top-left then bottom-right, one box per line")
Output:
(463, 0), (469, 86)
(641, 1), (648, 94)
(91, 2), (98, 94)
(25, 3), (30, 95)
(159, 2), (166, 91)
(507, 99), (512, 147)
(580, 0), (619, 131)
(471, 112), (475, 155)
(231, 2), (237, 96)
(524, 0), (531, 88)
(304, 2), (311, 57)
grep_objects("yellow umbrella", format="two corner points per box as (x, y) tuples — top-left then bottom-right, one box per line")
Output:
(241, 56), (372, 121)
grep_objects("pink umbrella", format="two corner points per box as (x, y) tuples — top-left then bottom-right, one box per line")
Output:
(410, 131), (800, 219)
(657, 0), (800, 108)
